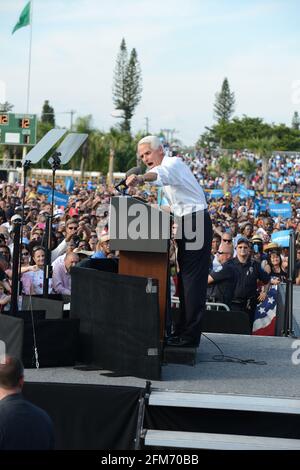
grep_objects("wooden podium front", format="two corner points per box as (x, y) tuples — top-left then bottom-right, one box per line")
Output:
(110, 196), (170, 340)
(119, 251), (169, 340)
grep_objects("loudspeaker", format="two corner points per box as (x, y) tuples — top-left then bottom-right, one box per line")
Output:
(202, 309), (251, 335)
(9, 309), (46, 322)
(23, 318), (80, 368)
(77, 258), (118, 273)
(0, 314), (24, 359)
(70, 267), (161, 380)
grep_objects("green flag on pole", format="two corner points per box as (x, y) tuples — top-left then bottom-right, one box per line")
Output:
(12, 1), (31, 34)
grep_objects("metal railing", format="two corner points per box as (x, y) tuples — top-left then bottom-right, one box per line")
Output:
(171, 296), (230, 311)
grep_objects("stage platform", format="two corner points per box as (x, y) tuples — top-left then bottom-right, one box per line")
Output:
(25, 332), (300, 399)
(22, 332), (300, 450)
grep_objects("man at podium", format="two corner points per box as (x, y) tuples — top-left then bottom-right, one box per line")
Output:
(126, 135), (212, 347)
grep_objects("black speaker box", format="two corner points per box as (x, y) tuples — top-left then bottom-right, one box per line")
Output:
(0, 314), (24, 359)
(9, 309), (46, 322)
(70, 267), (161, 380)
(202, 309), (251, 335)
(23, 318), (80, 368)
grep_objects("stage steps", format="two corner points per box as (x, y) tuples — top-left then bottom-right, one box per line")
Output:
(135, 385), (300, 450)
(149, 390), (300, 415)
(144, 430), (300, 450)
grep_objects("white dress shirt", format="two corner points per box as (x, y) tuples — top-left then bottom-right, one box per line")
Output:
(149, 156), (207, 217)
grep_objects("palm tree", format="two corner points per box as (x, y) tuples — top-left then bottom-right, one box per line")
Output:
(102, 128), (127, 186)
(237, 158), (257, 188)
(208, 154), (236, 193)
(244, 136), (278, 196)
(74, 115), (94, 178)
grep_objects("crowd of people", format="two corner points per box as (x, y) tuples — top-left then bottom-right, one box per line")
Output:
(0, 144), (298, 334)
(1, 142), (300, 450)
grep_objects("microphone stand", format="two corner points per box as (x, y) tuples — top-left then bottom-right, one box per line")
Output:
(11, 160), (32, 312)
(283, 230), (296, 337)
(10, 221), (22, 314)
(114, 181), (127, 195)
(43, 151), (61, 297)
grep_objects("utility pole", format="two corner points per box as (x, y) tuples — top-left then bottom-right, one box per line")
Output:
(144, 116), (149, 134)
(161, 128), (178, 145)
(70, 110), (76, 131)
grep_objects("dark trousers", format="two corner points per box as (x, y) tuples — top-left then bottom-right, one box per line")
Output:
(174, 210), (212, 343)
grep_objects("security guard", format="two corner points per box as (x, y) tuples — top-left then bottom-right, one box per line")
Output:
(232, 237), (270, 327)
(207, 243), (237, 308)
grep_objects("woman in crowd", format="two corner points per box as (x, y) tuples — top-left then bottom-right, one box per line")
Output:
(265, 249), (287, 284)
(21, 246), (52, 295)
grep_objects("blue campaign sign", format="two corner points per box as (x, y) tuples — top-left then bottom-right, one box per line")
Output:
(269, 202), (292, 219)
(230, 185), (240, 196)
(210, 189), (224, 199)
(254, 198), (268, 215)
(65, 177), (75, 193)
(37, 185), (51, 195)
(271, 230), (292, 248)
(239, 187), (250, 199)
(47, 191), (69, 207)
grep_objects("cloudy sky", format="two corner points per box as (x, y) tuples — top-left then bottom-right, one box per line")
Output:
(0, 0), (300, 146)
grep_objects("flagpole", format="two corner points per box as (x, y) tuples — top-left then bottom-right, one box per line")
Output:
(23, 0), (33, 162)
(26, 0), (33, 114)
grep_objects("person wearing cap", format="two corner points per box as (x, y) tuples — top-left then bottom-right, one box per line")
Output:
(251, 234), (268, 269)
(9, 214), (22, 233)
(91, 234), (113, 259)
(126, 135), (212, 347)
(231, 237), (270, 328)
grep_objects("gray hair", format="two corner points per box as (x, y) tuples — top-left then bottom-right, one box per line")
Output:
(137, 135), (163, 151)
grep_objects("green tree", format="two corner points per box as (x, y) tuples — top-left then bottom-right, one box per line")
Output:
(196, 115), (300, 150)
(72, 115), (94, 178)
(214, 77), (235, 124)
(237, 158), (257, 188)
(112, 38), (142, 133)
(0, 102), (14, 112)
(208, 154), (236, 193)
(292, 111), (300, 130)
(244, 136), (278, 196)
(41, 100), (55, 126)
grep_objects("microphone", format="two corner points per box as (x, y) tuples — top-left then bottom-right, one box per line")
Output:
(115, 166), (142, 189)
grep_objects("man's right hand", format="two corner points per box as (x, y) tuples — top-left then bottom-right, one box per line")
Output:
(126, 174), (139, 187)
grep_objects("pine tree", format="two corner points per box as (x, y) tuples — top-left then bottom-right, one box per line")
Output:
(214, 78), (235, 123)
(0, 102), (14, 112)
(112, 39), (142, 133)
(41, 100), (55, 126)
(292, 111), (300, 130)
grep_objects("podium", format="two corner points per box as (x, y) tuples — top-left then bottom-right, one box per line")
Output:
(110, 196), (171, 339)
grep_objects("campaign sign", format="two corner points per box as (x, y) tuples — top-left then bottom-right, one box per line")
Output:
(271, 230), (292, 248)
(37, 185), (51, 195)
(210, 189), (224, 199)
(269, 202), (292, 219)
(47, 191), (69, 207)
